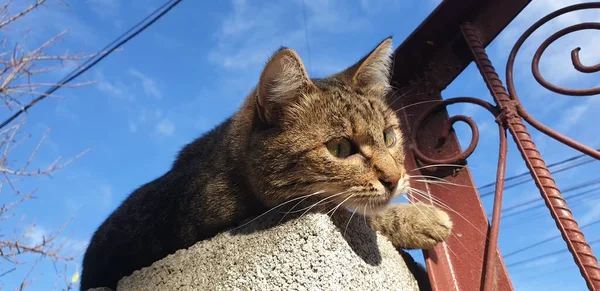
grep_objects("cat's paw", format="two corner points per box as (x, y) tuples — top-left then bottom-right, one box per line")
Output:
(405, 203), (452, 249)
(373, 203), (452, 249)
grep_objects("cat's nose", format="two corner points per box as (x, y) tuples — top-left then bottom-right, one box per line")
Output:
(379, 174), (400, 192)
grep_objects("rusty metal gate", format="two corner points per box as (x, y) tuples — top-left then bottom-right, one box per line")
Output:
(389, 0), (600, 290)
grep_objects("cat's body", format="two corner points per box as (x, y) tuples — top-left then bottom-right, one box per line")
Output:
(80, 38), (452, 290)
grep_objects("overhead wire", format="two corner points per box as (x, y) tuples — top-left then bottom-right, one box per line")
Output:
(496, 177), (600, 218)
(479, 155), (598, 197)
(0, 0), (184, 131)
(502, 191), (600, 229)
(503, 218), (600, 259)
(506, 238), (600, 268)
(501, 185), (600, 220)
(473, 149), (600, 269)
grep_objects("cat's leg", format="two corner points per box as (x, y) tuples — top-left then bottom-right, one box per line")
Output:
(367, 202), (452, 249)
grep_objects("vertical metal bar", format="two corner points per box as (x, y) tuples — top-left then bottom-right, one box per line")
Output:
(460, 22), (600, 290)
(390, 84), (513, 291)
(483, 125), (508, 291)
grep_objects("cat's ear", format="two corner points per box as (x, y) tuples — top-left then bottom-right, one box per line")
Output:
(256, 47), (312, 124)
(342, 37), (393, 95)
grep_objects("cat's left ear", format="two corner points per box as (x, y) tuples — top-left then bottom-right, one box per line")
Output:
(342, 37), (393, 96)
(256, 47), (313, 124)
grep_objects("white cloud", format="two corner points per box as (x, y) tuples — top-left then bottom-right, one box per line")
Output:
(155, 118), (175, 137)
(209, 0), (372, 72)
(484, 0), (600, 157)
(129, 68), (163, 100)
(555, 96), (600, 133)
(220, 0), (257, 36)
(95, 71), (134, 102)
(97, 80), (125, 96)
(496, 0), (600, 87)
(87, 0), (120, 23)
(25, 225), (49, 246)
(24, 225), (89, 257)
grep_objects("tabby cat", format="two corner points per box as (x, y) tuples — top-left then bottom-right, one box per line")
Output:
(80, 37), (452, 290)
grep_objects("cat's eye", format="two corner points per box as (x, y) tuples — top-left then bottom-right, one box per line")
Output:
(326, 138), (353, 158)
(383, 127), (396, 147)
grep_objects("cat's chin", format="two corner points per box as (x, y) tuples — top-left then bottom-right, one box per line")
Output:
(342, 195), (393, 217)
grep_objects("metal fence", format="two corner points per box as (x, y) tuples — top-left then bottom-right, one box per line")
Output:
(389, 1), (600, 290)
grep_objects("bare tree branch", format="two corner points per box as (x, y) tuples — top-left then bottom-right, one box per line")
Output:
(0, 0), (46, 30)
(0, 1), (99, 289)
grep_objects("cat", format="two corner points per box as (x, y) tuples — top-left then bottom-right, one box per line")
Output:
(80, 37), (452, 290)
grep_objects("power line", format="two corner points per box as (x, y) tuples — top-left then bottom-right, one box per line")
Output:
(477, 148), (599, 190)
(0, 0), (183, 131)
(501, 185), (600, 220)
(498, 177), (600, 217)
(512, 265), (577, 282)
(478, 148), (600, 198)
(506, 238), (600, 268)
(483, 177), (600, 218)
(478, 151), (587, 189)
(503, 218), (600, 259)
(502, 189), (600, 229)
(479, 156), (597, 197)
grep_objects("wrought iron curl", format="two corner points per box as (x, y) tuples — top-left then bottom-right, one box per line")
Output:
(532, 22), (600, 96)
(410, 96), (509, 291)
(505, 2), (600, 160)
(410, 97), (500, 165)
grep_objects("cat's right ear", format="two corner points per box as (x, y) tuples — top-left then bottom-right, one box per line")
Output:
(256, 48), (312, 125)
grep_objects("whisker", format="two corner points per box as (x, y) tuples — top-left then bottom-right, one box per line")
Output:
(233, 190), (325, 230)
(299, 190), (350, 219)
(387, 86), (416, 107)
(344, 207), (358, 237)
(411, 180), (457, 193)
(326, 193), (354, 217)
(408, 175), (472, 188)
(286, 191), (348, 215)
(410, 164), (467, 172)
(277, 190), (322, 216)
(394, 100), (442, 113)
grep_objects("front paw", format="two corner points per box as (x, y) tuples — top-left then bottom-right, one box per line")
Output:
(372, 203), (453, 249)
(406, 203), (452, 249)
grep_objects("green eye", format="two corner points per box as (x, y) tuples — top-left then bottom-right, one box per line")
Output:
(326, 138), (352, 158)
(383, 127), (396, 147)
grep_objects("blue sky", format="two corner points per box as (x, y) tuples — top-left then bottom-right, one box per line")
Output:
(1, 0), (599, 290)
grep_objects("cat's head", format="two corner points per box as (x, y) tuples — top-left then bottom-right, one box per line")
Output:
(245, 37), (407, 216)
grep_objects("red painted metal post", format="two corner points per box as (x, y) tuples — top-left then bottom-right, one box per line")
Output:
(390, 88), (514, 291)
(388, 0), (531, 289)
